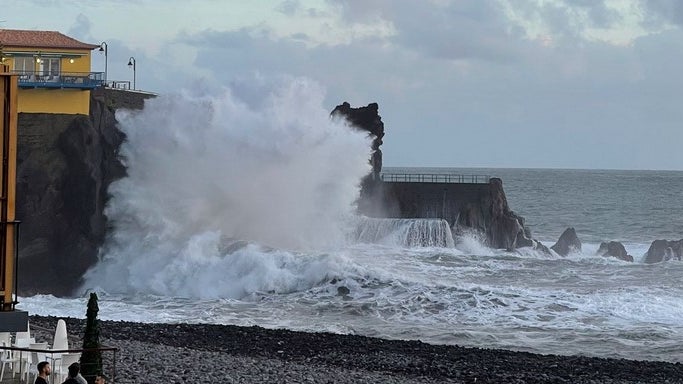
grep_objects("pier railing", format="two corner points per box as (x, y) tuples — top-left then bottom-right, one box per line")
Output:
(12, 70), (105, 89)
(0, 344), (118, 383)
(380, 173), (491, 184)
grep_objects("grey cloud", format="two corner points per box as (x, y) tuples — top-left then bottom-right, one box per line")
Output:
(330, 0), (389, 23)
(156, 1), (683, 170)
(561, 0), (617, 27)
(67, 13), (93, 41)
(334, 1), (527, 63)
(276, 0), (302, 16)
(641, 0), (683, 27)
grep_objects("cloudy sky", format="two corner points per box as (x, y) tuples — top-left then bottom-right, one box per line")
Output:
(2, 0), (683, 170)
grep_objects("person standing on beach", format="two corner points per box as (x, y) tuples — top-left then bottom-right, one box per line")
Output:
(35, 361), (50, 384)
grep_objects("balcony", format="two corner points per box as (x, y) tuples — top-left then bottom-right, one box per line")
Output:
(12, 70), (105, 90)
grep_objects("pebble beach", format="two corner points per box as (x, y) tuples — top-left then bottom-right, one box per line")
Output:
(27, 316), (683, 384)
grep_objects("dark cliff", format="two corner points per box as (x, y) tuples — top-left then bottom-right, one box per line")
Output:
(16, 88), (152, 296)
(331, 102), (386, 218)
(331, 102), (384, 179)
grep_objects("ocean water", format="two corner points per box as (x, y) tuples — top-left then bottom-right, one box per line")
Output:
(17, 79), (683, 363)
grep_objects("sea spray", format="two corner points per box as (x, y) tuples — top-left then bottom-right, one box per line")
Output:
(83, 77), (372, 298)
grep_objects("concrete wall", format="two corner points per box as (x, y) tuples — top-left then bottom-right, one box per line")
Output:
(361, 181), (492, 229)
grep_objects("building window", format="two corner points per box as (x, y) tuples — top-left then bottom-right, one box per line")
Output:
(40, 58), (60, 77)
(13, 57), (34, 74)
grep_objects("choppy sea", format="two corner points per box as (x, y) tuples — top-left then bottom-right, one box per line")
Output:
(16, 82), (683, 363)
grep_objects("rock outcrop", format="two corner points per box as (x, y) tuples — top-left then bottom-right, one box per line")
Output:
(330, 102), (388, 218)
(483, 178), (549, 254)
(551, 228), (582, 256)
(597, 241), (634, 262)
(16, 88), (152, 296)
(331, 102), (384, 180)
(644, 239), (683, 264)
(487, 178), (541, 252)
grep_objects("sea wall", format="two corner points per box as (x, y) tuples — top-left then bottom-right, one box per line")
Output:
(373, 182), (491, 228)
(16, 88), (152, 296)
(359, 178), (536, 251)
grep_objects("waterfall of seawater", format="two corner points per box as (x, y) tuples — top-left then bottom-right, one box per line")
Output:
(353, 217), (455, 248)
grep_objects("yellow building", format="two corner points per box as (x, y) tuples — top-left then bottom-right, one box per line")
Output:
(0, 29), (103, 114)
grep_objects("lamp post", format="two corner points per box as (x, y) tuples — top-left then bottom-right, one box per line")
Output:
(99, 42), (108, 86)
(127, 56), (136, 90)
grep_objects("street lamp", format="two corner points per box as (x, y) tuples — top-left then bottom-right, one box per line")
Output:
(98, 42), (108, 86)
(127, 56), (136, 90)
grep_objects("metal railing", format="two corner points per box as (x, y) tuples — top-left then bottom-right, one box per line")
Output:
(380, 173), (491, 184)
(110, 80), (131, 90)
(0, 344), (117, 383)
(11, 71), (105, 89)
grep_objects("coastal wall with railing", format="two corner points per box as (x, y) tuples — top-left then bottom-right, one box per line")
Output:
(360, 172), (495, 227)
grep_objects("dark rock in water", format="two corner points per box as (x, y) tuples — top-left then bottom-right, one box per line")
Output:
(532, 240), (552, 255)
(515, 233), (551, 255)
(486, 178), (522, 251)
(337, 286), (350, 296)
(551, 228), (582, 256)
(597, 241), (634, 262)
(16, 89), (153, 296)
(644, 239), (683, 263)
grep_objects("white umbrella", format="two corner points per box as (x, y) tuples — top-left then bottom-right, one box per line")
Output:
(52, 319), (68, 351)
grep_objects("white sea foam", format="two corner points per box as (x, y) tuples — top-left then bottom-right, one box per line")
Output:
(82, 77), (372, 298)
(22, 239), (683, 361)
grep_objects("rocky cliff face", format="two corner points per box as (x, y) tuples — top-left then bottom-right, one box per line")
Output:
(483, 178), (548, 252)
(16, 88), (151, 296)
(331, 102), (384, 179)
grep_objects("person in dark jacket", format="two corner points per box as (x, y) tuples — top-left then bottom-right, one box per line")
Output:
(34, 361), (50, 384)
(61, 363), (81, 384)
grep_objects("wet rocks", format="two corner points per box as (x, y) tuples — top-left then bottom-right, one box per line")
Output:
(644, 239), (683, 263)
(551, 228), (582, 256)
(597, 241), (634, 262)
(515, 232), (552, 254)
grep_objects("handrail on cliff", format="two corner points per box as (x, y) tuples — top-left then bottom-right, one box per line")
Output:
(380, 173), (491, 184)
